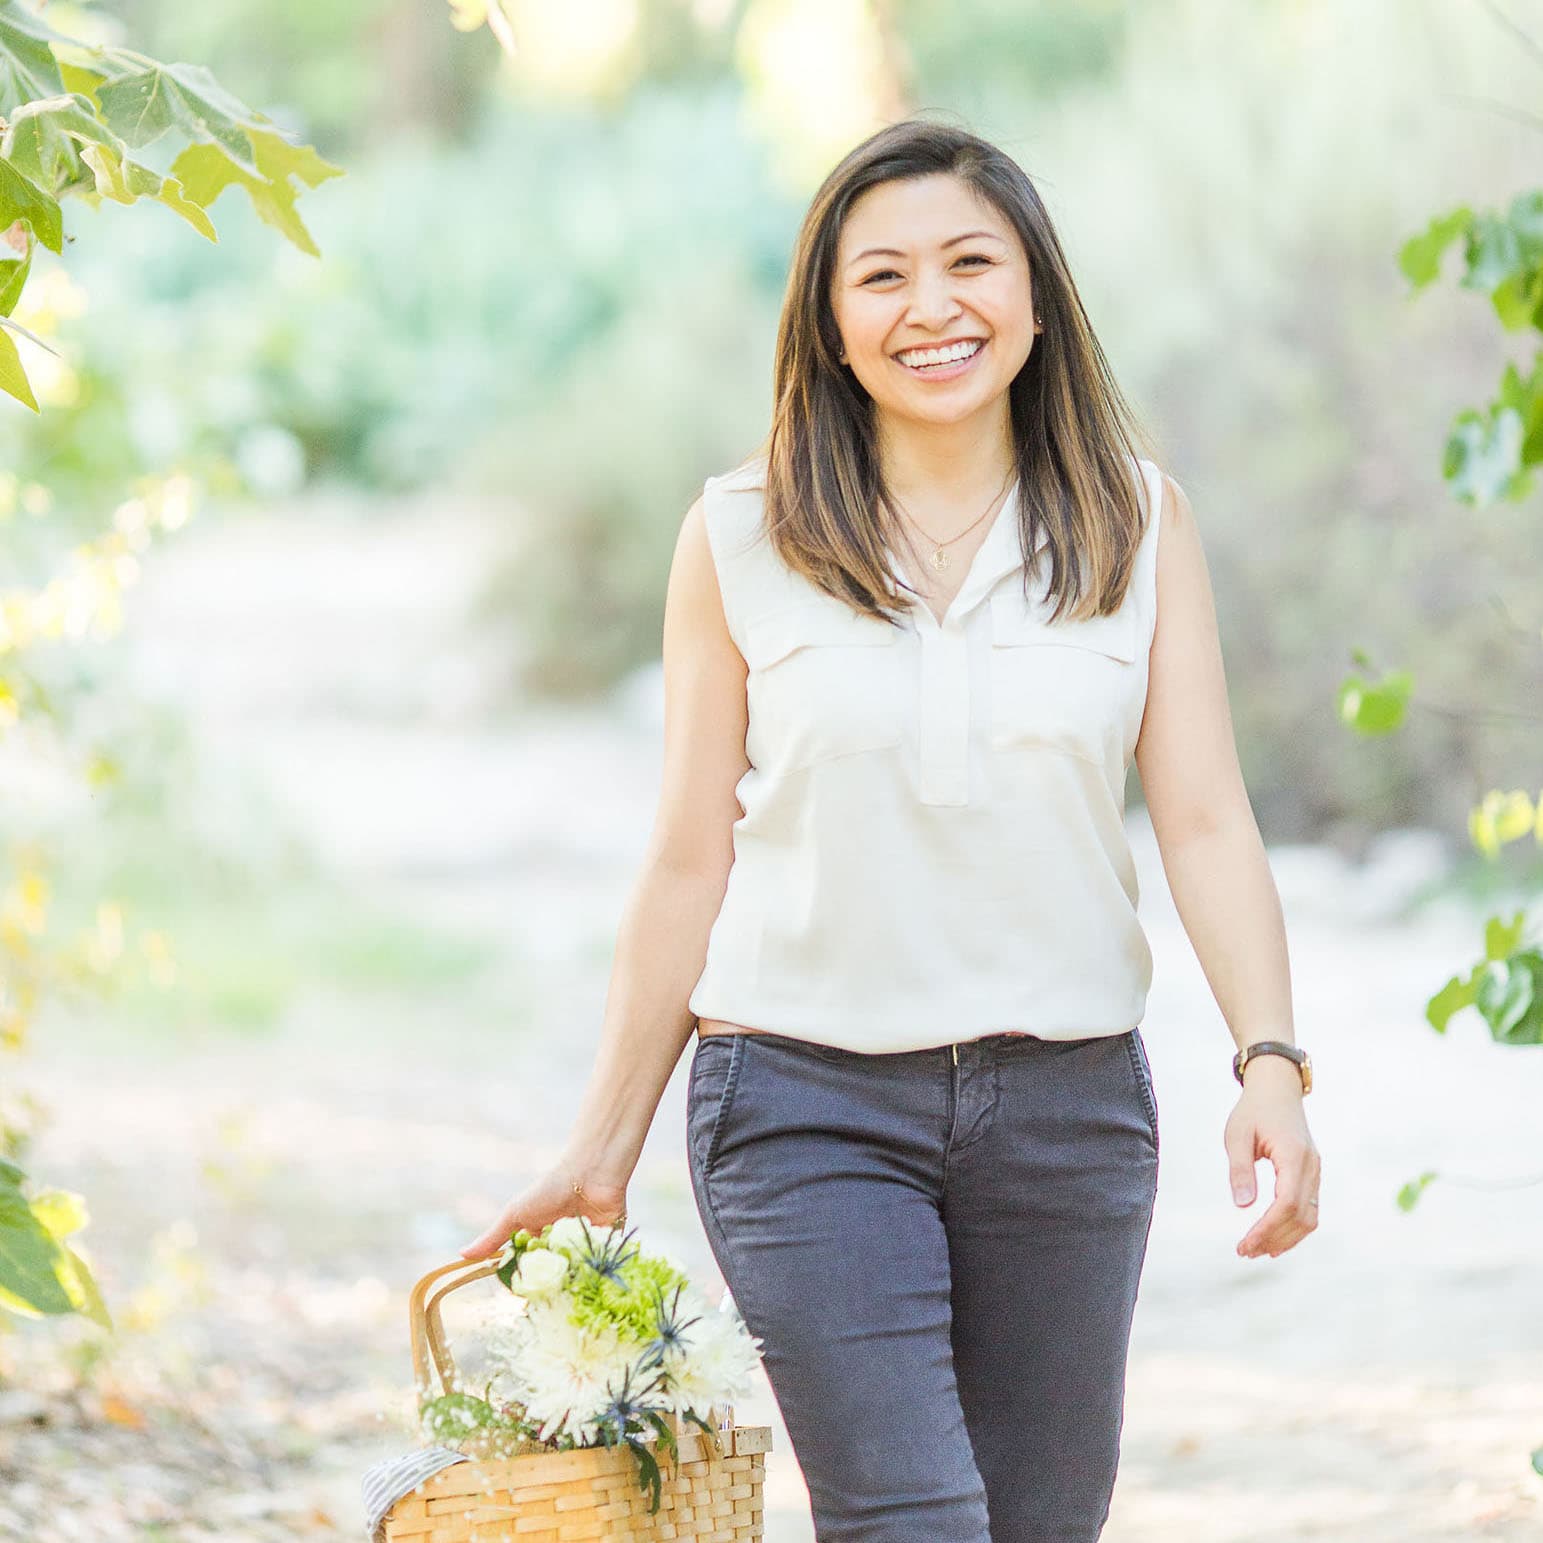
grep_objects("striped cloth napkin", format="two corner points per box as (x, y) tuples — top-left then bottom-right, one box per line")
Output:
(361, 1445), (470, 1542)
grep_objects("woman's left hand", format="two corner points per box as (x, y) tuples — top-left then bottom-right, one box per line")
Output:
(1225, 1057), (1321, 1259)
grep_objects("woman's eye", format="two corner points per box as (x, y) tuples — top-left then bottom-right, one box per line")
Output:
(861, 255), (991, 285)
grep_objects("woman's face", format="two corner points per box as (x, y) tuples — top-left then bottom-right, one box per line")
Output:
(829, 172), (1040, 427)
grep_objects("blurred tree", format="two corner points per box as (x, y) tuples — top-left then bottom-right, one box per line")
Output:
(0, 0), (340, 1327)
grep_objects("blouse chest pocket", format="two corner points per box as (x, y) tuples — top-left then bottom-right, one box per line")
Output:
(987, 588), (1139, 765)
(741, 601), (903, 776)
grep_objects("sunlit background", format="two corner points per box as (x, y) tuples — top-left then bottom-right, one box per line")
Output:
(3, 0), (1542, 1537)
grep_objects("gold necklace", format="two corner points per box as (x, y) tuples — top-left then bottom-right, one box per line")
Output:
(887, 468), (1015, 573)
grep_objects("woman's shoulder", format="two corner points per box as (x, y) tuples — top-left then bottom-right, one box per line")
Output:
(706, 453), (770, 499)
(702, 455), (771, 558)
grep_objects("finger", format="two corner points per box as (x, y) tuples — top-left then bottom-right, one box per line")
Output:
(1238, 1167), (1319, 1255)
(1229, 1154), (1258, 1206)
(460, 1213), (518, 1260)
(1240, 1215), (1314, 1258)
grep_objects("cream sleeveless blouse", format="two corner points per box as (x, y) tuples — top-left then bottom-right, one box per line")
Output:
(686, 454), (1166, 1054)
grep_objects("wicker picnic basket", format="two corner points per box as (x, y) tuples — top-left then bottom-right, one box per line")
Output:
(380, 1257), (772, 1542)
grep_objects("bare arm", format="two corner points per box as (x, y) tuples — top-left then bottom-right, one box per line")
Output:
(1134, 471), (1297, 1072)
(1134, 471), (1320, 1261)
(459, 492), (750, 1259)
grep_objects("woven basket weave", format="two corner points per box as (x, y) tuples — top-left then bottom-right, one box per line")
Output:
(381, 1257), (772, 1542)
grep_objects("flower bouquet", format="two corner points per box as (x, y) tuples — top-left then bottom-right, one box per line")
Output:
(378, 1217), (773, 1542)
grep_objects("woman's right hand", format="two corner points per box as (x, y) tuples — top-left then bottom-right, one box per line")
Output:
(457, 1162), (630, 1262)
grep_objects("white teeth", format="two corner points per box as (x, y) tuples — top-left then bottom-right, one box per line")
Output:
(897, 339), (983, 368)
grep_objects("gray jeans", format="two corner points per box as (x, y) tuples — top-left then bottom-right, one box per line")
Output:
(685, 1027), (1160, 1543)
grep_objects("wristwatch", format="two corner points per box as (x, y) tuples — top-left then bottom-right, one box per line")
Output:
(1233, 1040), (1312, 1094)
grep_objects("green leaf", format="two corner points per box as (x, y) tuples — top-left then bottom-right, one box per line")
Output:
(57, 56), (108, 107)
(0, 155), (62, 253)
(0, 322), (38, 411)
(79, 142), (215, 241)
(0, 237), (29, 316)
(1465, 211), (1522, 296)
(1335, 668), (1411, 734)
(170, 123), (342, 257)
(94, 59), (261, 175)
(1426, 970), (1478, 1033)
(58, 1243), (111, 1329)
(1484, 910), (1528, 962)
(0, 0), (68, 117)
(28, 1187), (87, 1240)
(1399, 206), (1473, 289)
(1473, 952), (1543, 1046)
(1444, 405), (1527, 506)
(0, 1188), (73, 1315)
(1493, 265), (1543, 331)
(1, 91), (123, 190)
(1395, 1171), (1438, 1212)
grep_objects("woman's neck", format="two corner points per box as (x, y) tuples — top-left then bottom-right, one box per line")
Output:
(874, 407), (1016, 511)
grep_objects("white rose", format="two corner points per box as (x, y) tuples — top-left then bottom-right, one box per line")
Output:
(544, 1215), (596, 1255)
(513, 1247), (569, 1297)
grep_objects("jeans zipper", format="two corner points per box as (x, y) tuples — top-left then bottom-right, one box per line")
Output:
(951, 1043), (958, 1067)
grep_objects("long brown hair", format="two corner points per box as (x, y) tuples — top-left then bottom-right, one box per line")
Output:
(740, 118), (1158, 627)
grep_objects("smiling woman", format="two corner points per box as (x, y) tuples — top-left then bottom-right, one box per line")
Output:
(459, 116), (1320, 1543)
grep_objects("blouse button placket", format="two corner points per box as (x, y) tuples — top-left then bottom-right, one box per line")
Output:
(916, 610), (971, 806)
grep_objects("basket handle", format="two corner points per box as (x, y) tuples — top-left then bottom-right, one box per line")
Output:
(409, 1257), (503, 1398)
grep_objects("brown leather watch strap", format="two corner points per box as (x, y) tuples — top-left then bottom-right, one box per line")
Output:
(1233, 1040), (1312, 1094)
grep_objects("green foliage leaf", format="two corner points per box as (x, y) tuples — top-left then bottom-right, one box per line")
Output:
(0, 91), (109, 189)
(170, 122), (343, 257)
(0, 235), (32, 316)
(56, 56), (107, 107)
(1443, 404), (1527, 505)
(79, 142), (215, 241)
(1474, 951), (1543, 1046)
(1485, 910), (1528, 962)
(0, 154), (62, 253)
(0, 0), (68, 116)
(1398, 206), (1472, 289)
(0, 1176), (73, 1316)
(1469, 790), (1539, 859)
(0, 320), (38, 411)
(1395, 1170), (1438, 1212)
(28, 1186), (87, 1239)
(94, 57), (262, 175)
(1426, 971), (1477, 1033)
(1429, 921), (1543, 1044)
(1466, 211), (1523, 298)
(1335, 667), (1411, 734)
(58, 1242), (111, 1329)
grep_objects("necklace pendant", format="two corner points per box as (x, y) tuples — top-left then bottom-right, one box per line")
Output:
(929, 546), (949, 571)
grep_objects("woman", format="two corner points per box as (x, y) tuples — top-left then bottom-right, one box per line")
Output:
(459, 119), (1322, 1542)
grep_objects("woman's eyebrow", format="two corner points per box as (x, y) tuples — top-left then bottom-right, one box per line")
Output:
(845, 230), (1007, 268)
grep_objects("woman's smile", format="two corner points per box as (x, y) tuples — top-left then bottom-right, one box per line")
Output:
(893, 336), (989, 382)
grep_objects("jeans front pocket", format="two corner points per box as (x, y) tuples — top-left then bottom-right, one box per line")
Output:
(1122, 1026), (1160, 1156)
(687, 1032), (748, 1177)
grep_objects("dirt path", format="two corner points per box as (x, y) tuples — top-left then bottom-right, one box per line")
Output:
(3, 496), (1539, 1540)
